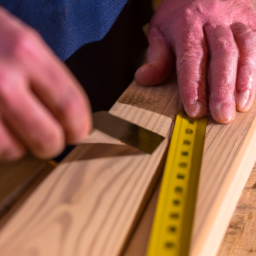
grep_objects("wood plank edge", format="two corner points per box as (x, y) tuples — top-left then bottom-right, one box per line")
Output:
(119, 148), (167, 256)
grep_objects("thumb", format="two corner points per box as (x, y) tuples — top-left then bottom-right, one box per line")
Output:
(135, 28), (174, 86)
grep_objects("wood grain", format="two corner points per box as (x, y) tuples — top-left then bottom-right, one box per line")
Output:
(0, 72), (256, 256)
(0, 79), (180, 256)
(0, 162), (55, 230)
(118, 73), (181, 118)
(0, 1), (255, 255)
(217, 163), (256, 256)
(191, 108), (256, 256)
(123, 163), (256, 256)
(122, 183), (160, 256)
(121, 79), (256, 256)
(0, 156), (55, 221)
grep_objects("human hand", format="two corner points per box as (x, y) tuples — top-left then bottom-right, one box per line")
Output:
(135, 0), (256, 124)
(0, 7), (92, 161)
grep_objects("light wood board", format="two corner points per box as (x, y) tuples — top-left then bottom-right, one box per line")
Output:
(0, 1), (255, 255)
(118, 80), (256, 256)
(0, 156), (55, 222)
(123, 162), (256, 256)
(0, 77), (181, 256)
(0, 74), (255, 256)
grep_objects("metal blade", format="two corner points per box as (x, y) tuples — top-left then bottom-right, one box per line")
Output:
(93, 111), (164, 154)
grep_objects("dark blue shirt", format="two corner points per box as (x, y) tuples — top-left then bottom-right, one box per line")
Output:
(1, 0), (128, 61)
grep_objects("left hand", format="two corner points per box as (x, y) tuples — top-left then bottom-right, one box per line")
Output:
(135, 0), (256, 124)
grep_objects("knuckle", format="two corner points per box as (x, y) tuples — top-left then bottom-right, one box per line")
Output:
(183, 7), (195, 21)
(177, 47), (205, 72)
(177, 33), (206, 69)
(240, 31), (255, 46)
(55, 91), (90, 143)
(10, 30), (36, 59)
(239, 56), (256, 66)
(32, 128), (64, 158)
(237, 72), (254, 92)
(232, 23), (254, 39)
(210, 89), (234, 103)
(178, 49), (202, 65)
(57, 91), (84, 119)
(182, 5), (202, 25)
(236, 31), (256, 51)
(183, 7), (193, 17)
(239, 36), (256, 57)
(182, 34), (203, 51)
(213, 36), (238, 55)
(236, 83), (251, 93)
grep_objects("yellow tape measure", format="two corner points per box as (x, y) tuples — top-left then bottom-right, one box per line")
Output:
(146, 108), (207, 256)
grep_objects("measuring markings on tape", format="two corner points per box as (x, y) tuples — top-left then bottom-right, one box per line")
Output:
(146, 108), (207, 256)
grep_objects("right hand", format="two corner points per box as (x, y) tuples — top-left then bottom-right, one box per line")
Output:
(0, 7), (92, 161)
(135, 0), (256, 124)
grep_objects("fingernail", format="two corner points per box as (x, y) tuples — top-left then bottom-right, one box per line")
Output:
(185, 101), (207, 118)
(221, 103), (233, 122)
(236, 90), (250, 110)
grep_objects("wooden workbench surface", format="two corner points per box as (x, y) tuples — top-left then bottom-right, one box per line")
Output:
(217, 163), (256, 255)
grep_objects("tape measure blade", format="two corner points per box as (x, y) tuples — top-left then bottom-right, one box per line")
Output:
(146, 109), (207, 256)
(179, 117), (207, 256)
(146, 109), (184, 256)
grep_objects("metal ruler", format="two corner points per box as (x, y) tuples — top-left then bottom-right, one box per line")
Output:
(146, 108), (207, 256)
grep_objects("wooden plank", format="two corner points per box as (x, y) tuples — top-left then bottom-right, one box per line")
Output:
(123, 163), (256, 256)
(122, 183), (160, 256)
(191, 109), (256, 256)
(0, 156), (55, 221)
(119, 83), (256, 255)
(0, 77), (180, 256)
(0, 72), (256, 256)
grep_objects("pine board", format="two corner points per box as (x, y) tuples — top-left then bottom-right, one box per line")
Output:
(0, 156), (55, 221)
(123, 163), (256, 256)
(119, 81), (256, 256)
(0, 77), (180, 256)
(0, 73), (256, 256)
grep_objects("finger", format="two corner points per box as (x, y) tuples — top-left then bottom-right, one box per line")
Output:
(231, 23), (256, 112)
(0, 119), (26, 161)
(7, 31), (92, 144)
(135, 27), (174, 85)
(204, 23), (238, 124)
(0, 68), (65, 159)
(175, 26), (208, 118)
